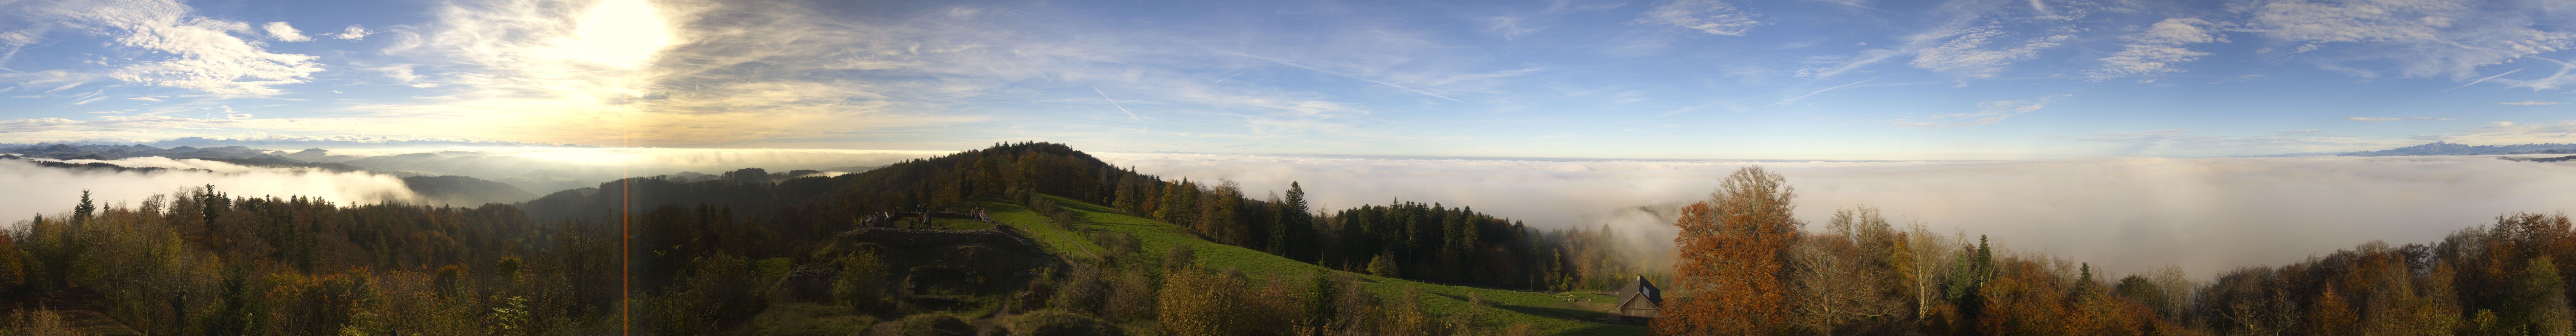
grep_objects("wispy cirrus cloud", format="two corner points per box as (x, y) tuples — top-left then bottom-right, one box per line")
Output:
(1910, 24), (2071, 77)
(2245, 0), (2576, 88)
(1638, 0), (1764, 36)
(18, 0), (325, 95)
(1802, 0), (2100, 80)
(2498, 100), (2561, 105)
(2092, 18), (2225, 81)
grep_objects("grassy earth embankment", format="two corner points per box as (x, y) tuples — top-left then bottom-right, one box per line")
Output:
(976, 194), (1648, 336)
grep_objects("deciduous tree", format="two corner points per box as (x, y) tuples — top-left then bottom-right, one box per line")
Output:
(1656, 166), (1801, 335)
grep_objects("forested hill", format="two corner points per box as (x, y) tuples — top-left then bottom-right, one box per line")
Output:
(0, 142), (1655, 335)
(518, 142), (1630, 291)
(811, 142), (1585, 290)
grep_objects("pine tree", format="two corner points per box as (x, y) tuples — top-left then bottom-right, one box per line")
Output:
(72, 190), (93, 225)
(2079, 263), (2093, 288)
(1299, 269), (1338, 336)
(1272, 182), (1308, 259)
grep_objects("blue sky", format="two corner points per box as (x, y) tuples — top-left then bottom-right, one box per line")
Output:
(4, 0), (2575, 159)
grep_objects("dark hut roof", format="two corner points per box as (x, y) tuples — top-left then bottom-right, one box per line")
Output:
(1616, 275), (1662, 306)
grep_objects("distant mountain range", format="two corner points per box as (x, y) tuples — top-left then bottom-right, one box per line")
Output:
(2336, 142), (2576, 157)
(2, 143), (294, 160)
(140, 136), (587, 148)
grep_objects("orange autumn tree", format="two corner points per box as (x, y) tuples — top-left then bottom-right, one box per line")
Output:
(1656, 166), (1802, 335)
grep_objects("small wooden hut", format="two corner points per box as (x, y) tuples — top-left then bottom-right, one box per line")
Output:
(1607, 275), (1663, 323)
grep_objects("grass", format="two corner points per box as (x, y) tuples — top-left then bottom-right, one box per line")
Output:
(929, 218), (994, 230)
(969, 194), (1648, 336)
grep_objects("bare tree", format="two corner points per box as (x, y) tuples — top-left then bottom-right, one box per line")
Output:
(1788, 209), (1908, 335)
(1904, 219), (1957, 319)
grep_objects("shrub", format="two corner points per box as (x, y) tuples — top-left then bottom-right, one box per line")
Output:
(885, 313), (975, 336)
(1008, 309), (1122, 336)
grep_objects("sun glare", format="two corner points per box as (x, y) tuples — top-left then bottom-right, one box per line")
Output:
(554, 0), (674, 68)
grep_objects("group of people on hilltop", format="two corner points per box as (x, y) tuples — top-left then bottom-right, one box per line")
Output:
(854, 206), (995, 229)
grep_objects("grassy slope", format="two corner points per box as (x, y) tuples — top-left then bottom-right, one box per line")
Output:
(973, 194), (1647, 336)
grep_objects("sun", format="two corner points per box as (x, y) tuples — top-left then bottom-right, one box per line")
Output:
(550, 0), (674, 68)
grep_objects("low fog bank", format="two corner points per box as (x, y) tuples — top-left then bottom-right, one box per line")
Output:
(0, 158), (425, 225)
(1093, 152), (2576, 278)
(282, 147), (942, 194)
(0, 146), (941, 220)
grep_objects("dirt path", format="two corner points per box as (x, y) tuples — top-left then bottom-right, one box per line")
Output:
(1, 290), (145, 336)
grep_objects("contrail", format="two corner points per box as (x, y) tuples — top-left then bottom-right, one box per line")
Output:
(1228, 52), (1465, 103)
(1761, 76), (1879, 109)
(1094, 86), (1144, 122)
(2446, 68), (2522, 92)
(1201, 72), (1244, 91)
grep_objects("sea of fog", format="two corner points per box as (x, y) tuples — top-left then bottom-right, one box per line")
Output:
(0, 158), (428, 222)
(8, 147), (2575, 279)
(1092, 152), (2576, 278)
(0, 147), (946, 232)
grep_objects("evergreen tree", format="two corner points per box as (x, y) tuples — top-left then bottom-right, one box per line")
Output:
(1299, 269), (1337, 336)
(72, 189), (93, 225)
(1272, 182), (1309, 260)
(2506, 257), (2574, 335)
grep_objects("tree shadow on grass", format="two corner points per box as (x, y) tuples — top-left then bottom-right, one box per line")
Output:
(1549, 323), (1650, 336)
(1430, 292), (1608, 321)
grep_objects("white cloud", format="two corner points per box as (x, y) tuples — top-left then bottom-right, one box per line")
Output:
(375, 65), (422, 84)
(2249, 0), (2459, 44)
(2060, 128), (2412, 157)
(1885, 94), (2069, 128)
(2499, 100), (2561, 105)
(2247, 0), (2576, 85)
(329, 25), (373, 40)
(2093, 18), (2225, 80)
(0, 115), (237, 143)
(124, 96), (162, 101)
(261, 21), (309, 42)
(1800, 1), (2118, 80)
(1096, 152), (2576, 278)
(1638, 0), (1764, 36)
(2433, 120), (2576, 144)
(0, 112), (405, 144)
(1909, 25), (2070, 76)
(29, 0), (325, 95)
(352, 0), (1000, 146)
